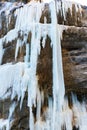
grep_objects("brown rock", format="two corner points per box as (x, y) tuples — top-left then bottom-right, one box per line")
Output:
(36, 35), (52, 96)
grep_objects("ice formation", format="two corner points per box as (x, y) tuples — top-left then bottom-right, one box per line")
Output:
(57, 0), (82, 20)
(0, 0), (87, 130)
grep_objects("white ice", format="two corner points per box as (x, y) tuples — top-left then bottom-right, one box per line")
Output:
(0, 0), (86, 130)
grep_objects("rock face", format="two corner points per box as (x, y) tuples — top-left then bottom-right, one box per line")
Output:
(0, 0), (87, 129)
(36, 36), (52, 96)
(62, 27), (87, 100)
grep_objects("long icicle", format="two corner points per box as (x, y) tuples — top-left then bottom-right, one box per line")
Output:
(49, 1), (65, 130)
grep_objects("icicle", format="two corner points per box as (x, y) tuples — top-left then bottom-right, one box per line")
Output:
(50, 0), (65, 109)
(42, 19), (48, 48)
(20, 64), (30, 109)
(79, 102), (87, 130)
(15, 39), (21, 60)
(5, 13), (9, 29)
(41, 91), (44, 106)
(27, 23), (36, 108)
(9, 102), (16, 120)
(0, 39), (4, 65)
(35, 2), (44, 23)
(28, 22), (41, 108)
(36, 88), (41, 120)
(0, 119), (9, 130)
(48, 97), (53, 130)
(0, 14), (2, 29)
(49, 1), (65, 130)
(24, 44), (29, 62)
(29, 107), (34, 130)
(58, 0), (82, 20)
(63, 98), (73, 130)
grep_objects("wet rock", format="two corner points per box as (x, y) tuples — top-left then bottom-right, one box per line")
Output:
(11, 95), (29, 130)
(36, 35), (52, 96)
(0, 98), (11, 119)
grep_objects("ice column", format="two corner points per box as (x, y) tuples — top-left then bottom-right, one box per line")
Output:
(49, 1), (65, 130)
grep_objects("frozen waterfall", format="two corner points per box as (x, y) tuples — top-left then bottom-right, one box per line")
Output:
(0, 0), (87, 130)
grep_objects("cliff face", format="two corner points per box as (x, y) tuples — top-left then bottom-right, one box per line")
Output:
(62, 27), (87, 97)
(0, 1), (87, 129)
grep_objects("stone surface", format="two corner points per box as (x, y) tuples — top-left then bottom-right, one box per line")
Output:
(36, 35), (52, 96)
(62, 27), (87, 100)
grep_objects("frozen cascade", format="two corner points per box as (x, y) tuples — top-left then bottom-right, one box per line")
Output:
(49, 1), (65, 130)
(56, 0), (82, 20)
(0, 0), (87, 130)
